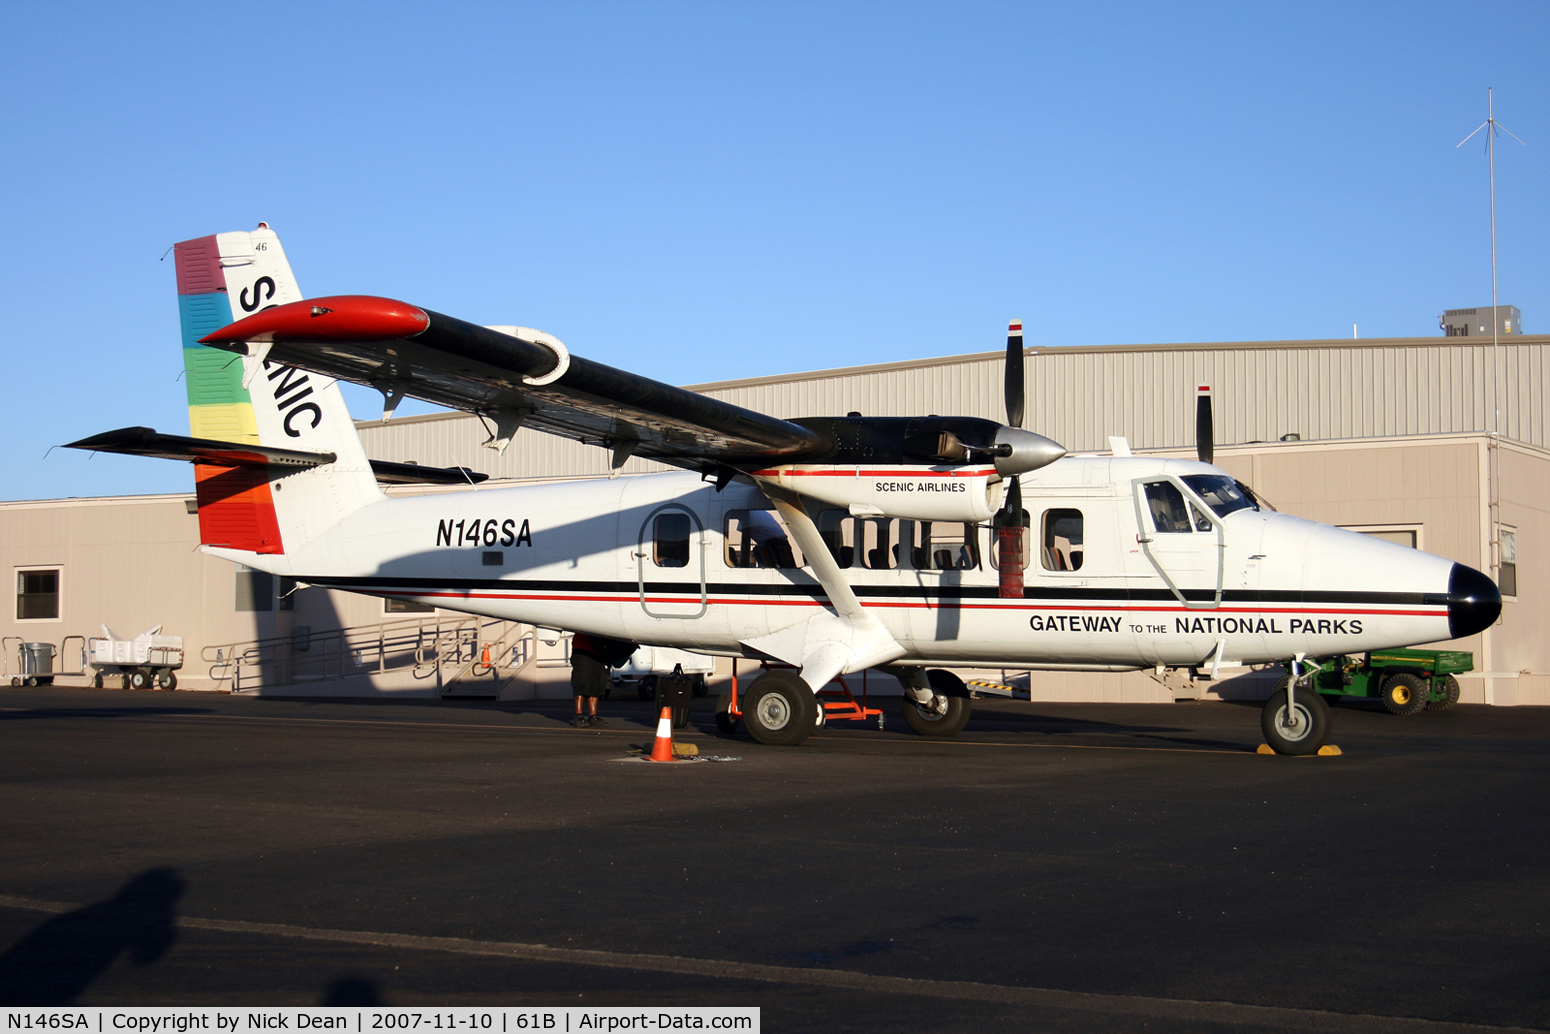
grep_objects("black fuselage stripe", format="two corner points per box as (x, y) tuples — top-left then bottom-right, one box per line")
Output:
(309, 576), (1442, 608)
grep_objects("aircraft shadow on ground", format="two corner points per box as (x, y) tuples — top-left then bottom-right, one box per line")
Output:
(0, 869), (390, 1006)
(0, 868), (184, 1006)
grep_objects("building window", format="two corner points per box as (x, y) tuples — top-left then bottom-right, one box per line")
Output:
(16, 569), (60, 621)
(1500, 528), (1517, 598)
(234, 565), (273, 612)
(385, 598), (435, 614)
(1344, 525), (1421, 550)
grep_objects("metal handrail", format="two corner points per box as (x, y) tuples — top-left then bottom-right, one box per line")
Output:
(205, 615), (532, 693)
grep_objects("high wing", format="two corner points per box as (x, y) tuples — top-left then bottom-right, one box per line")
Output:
(198, 295), (831, 472)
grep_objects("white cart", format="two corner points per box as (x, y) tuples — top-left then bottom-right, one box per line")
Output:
(89, 625), (185, 690)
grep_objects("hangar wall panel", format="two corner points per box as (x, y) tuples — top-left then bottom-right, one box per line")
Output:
(357, 336), (1550, 481)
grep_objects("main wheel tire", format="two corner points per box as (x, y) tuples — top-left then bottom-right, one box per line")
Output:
(742, 671), (817, 746)
(156, 670), (177, 691)
(714, 691), (741, 734)
(901, 669), (973, 738)
(1427, 674), (1461, 711)
(1381, 672), (1429, 715)
(1260, 685), (1333, 755)
(128, 669), (150, 690)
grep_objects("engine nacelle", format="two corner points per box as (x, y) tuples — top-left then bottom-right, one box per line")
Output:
(753, 464), (1005, 523)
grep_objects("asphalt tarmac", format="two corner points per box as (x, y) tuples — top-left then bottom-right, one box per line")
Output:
(0, 685), (1546, 1032)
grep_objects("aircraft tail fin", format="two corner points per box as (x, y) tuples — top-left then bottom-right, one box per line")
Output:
(174, 225), (382, 555)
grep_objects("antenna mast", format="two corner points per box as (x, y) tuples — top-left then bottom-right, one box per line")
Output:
(1456, 88), (1525, 636)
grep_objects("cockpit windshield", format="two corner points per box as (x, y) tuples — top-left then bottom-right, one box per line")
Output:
(1181, 474), (1257, 518)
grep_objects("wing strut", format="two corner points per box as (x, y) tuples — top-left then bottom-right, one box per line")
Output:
(739, 485), (904, 690)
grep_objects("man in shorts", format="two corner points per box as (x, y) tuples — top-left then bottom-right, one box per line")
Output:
(570, 633), (610, 727)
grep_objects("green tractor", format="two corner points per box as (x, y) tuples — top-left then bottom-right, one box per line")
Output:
(1281, 649), (1472, 715)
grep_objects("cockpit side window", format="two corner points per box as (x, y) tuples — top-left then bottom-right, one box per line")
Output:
(1143, 481), (1193, 534)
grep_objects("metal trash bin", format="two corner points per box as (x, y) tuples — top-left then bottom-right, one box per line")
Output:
(13, 642), (57, 686)
(20, 642), (55, 675)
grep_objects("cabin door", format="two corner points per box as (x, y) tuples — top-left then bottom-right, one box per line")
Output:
(1133, 477), (1224, 609)
(636, 504), (708, 619)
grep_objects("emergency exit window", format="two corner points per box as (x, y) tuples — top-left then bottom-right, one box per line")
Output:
(653, 512), (692, 568)
(16, 569), (59, 621)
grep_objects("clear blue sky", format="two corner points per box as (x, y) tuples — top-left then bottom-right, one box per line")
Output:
(2, 1), (1546, 500)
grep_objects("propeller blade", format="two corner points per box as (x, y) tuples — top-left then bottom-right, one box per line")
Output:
(1196, 384), (1214, 465)
(997, 476), (1027, 598)
(1005, 320), (1025, 428)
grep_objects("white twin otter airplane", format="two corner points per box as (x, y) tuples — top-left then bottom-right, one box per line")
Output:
(69, 225), (1500, 755)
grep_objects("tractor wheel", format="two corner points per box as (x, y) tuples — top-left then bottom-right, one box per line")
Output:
(742, 670), (817, 746)
(1427, 674), (1462, 711)
(901, 669), (973, 738)
(128, 668), (150, 690)
(155, 670), (177, 691)
(1260, 684), (1333, 755)
(1381, 673), (1429, 715)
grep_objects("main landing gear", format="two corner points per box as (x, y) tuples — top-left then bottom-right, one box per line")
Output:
(729, 665), (972, 747)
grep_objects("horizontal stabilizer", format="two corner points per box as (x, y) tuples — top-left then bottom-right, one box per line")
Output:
(367, 460), (489, 485)
(64, 427), (488, 485)
(65, 427), (336, 469)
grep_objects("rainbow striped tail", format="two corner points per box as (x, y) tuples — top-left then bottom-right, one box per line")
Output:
(174, 225), (380, 556)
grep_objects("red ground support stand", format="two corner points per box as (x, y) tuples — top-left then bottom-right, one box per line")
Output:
(726, 659), (885, 730)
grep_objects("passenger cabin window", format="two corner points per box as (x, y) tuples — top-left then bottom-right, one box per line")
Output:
(653, 512), (692, 568)
(1143, 481), (1212, 533)
(725, 510), (802, 569)
(1042, 509), (1083, 571)
(817, 514), (980, 571)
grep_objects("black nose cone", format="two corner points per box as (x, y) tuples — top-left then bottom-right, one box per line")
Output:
(1448, 563), (1501, 639)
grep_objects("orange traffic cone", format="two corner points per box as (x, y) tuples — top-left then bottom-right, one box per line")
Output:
(480, 643), (492, 667)
(648, 705), (678, 762)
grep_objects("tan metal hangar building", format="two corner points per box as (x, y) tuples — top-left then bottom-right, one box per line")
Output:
(3, 330), (1546, 706)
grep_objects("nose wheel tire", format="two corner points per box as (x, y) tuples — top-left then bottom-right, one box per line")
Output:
(742, 670), (818, 746)
(1261, 681), (1333, 755)
(901, 669), (973, 738)
(1381, 673), (1429, 715)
